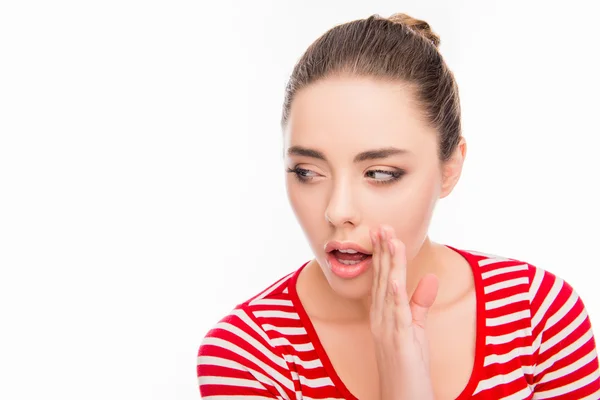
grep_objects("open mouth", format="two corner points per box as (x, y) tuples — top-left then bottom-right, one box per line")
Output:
(326, 247), (373, 279)
(329, 249), (371, 265)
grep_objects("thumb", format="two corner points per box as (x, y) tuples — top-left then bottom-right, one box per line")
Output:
(410, 273), (439, 328)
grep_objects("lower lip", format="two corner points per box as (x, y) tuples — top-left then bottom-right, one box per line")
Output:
(326, 252), (373, 279)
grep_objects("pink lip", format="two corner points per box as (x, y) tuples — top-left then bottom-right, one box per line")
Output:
(324, 241), (372, 254)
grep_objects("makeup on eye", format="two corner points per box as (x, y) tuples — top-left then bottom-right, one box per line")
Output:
(286, 166), (406, 184)
(366, 169), (406, 184)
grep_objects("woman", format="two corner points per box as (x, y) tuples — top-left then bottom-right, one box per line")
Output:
(197, 13), (600, 399)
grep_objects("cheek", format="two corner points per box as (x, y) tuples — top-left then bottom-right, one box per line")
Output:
(287, 179), (311, 219)
(371, 174), (440, 257)
(286, 179), (326, 240)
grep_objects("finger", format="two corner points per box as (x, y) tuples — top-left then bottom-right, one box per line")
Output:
(369, 228), (381, 322)
(410, 273), (439, 329)
(378, 226), (391, 308)
(387, 235), (413, 329)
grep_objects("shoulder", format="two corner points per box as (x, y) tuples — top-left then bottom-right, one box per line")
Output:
(197, 267), (302, 396)
(455, 246), (584, 313)
(198, 266), (299, 353)
(462, 248), (600, 393)
(455, 246), (594, 339)
(461, 247), (598, 353)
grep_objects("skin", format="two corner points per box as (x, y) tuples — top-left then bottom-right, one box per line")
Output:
(284, 75), (475, 400)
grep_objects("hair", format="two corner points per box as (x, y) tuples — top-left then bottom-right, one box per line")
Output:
(280, 13), (462, 163)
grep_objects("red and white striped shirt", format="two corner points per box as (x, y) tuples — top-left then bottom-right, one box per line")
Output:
(197, 246), (600, 399)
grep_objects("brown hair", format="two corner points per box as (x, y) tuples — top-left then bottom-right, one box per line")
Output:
(280, 13), (461, 162)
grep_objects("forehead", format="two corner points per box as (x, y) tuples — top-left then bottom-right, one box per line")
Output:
(284, 76), (437, 152)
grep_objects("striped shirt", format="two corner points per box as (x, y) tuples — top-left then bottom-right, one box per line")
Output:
(197, 246), (600, 399)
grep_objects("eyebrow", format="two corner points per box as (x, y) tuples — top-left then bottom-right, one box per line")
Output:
(286, 145), (411, 163)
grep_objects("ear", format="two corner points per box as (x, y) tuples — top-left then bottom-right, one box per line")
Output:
(439, 136), (467, 199)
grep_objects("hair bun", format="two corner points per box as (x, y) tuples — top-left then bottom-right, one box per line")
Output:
(388, 13), (440, 48)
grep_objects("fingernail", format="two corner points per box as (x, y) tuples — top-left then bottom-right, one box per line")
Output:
(380, 227), (386, 241)
(388, 239), (395, 256)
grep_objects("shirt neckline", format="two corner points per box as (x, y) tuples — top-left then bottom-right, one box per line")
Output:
(287, 244), (487, 400)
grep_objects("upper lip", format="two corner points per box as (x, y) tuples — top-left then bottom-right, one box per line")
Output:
(325, 241), (372, 254)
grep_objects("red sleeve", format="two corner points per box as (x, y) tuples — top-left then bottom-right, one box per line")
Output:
(197, 307), (293, 399)
(528, 265), (600, 399)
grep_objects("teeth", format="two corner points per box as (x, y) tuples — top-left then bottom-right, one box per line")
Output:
(338, 249), (358, 254)
(338, 259), (361, 265)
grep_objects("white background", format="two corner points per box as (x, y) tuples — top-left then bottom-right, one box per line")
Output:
(1, 0), (599, 399)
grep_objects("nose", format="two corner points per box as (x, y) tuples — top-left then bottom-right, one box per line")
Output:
(325, 179), (360, 227)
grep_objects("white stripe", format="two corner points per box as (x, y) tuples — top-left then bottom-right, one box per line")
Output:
(250, 272), (294, 302)
(481, 264), (528, 279)
(271, 337), (315, 352)
(201, 397), (284, 400)
(263, 324), (307, 336)
(534, 368), (600, 398)
(478, 255), (514, 267)
(528, 267), (543, 304)
(298, 374), (335, 389)
(199, 376), (265, 389)
(486, 328), (531, 345)
(198, 355), (248, 373)
(249, 298), (294, 307)
(290, 369), (299, 382)
(531, 277), (563, 329)
(201, 337), (294, 391)
(521, 364), (535, 375)
(531, 323), (544, 355)
(487, 310), (530, 327)
(254, 310), (300, 320)
(485, 277), (529, 295)
(197, 355), (289, 399)
(466, 250), (512, 266)
(474, 367), (522, 393)
(283, 354), (323, 370)
(500, 386), (532, 400)
(487, 293), (530, 311)
(484, 346), (528, 366)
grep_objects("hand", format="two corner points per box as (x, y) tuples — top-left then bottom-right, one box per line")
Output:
(369, 225), (439, 400)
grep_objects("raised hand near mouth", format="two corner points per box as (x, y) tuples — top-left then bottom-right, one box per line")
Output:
(369, 225), (439, 400)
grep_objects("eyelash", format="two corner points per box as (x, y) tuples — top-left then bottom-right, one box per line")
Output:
(286, 167), (406, 185)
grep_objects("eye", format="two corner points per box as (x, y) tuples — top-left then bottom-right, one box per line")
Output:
(365, 169), (406, 185)
(286, 166), (319, 183)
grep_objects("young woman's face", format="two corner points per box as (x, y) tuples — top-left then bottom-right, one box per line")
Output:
(284, 76), (456, 300)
